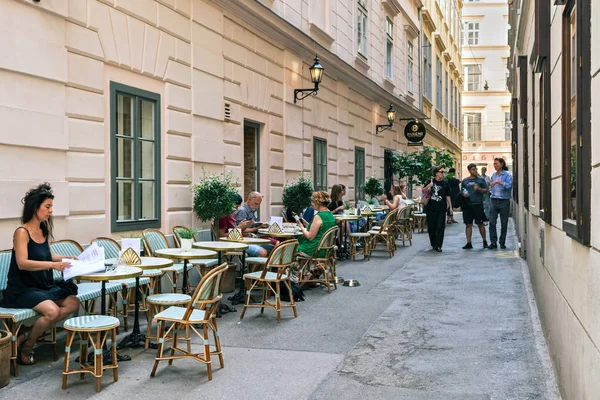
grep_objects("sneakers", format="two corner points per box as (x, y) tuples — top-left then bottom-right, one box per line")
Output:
(462, 242), (473, 249)
(435, 247), (442, 252)
(483, 240), (489, 248)
(488, 243), (498, 249)
(500, 244), (506, 249)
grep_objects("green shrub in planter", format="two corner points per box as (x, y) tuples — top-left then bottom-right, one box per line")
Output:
(282, 174), (313, 215)
(364, 175), (384, 200)
(176, 228), (200, 239)
(192, 171), (239, 222)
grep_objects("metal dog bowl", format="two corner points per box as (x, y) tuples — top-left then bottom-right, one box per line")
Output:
(334, 276), (345, 284)
(343, 279), (361, 287)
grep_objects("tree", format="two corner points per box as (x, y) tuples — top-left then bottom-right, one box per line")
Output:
(391, 146), (457, 187)
(192, 170), (239, 222)
(282, 174), (313, 215)
(364, 175), (384, 199)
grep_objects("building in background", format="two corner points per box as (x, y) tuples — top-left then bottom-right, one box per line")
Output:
(0, 0), (462, 248)
(461, 0), (511, 177)
(508, 0), (599, 398)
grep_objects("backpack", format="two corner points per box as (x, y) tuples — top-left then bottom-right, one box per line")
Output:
(280, 282), (305, 302)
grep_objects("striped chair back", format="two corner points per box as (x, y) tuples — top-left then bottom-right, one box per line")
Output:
(0, 250), (12, 292)
(142, 229), (169, 256)
(377, 209), (398, 232)
(172, 226), (194, 248)
(312, 226), (339, 259)
(50, 240), (84, 282)
(90, 237), (121, 259)
(260, 240), (298, 280)
(187, 263), (228, 319)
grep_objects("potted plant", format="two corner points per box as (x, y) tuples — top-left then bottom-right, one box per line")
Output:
(282, 174), (313, 216)
(364, 175), (384, 203)
(191, 170), (239, 223)
(176, 228), (199, 252)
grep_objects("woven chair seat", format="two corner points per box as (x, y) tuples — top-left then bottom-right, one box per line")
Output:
(64, 315), (120, 331)
(112, 276), (151, 288)
(154, 306), (208, 323)
(349, 232), (371, 237)
(161, 264), (184, 273)
(75, 282), (121, 302)
(243, 271), (289, 281)
(0, 307), (38, 322)
(142, 269), (163, 277)
(147, 293), (191, 305)
(245, 257), (268, 264)
(190, 258), (218, 267)
(413, 213), (426, 217)
(368, 229), (390, 235)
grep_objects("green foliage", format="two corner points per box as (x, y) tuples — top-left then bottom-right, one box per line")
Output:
(176, 228), (199, 240)
(282, 174), (313, 215)
(192, 171), (239, 222)
(344, 200), (352, 210)
(391, 146), (457, 186)
(364, 175), (384, 199)
(121, 232), (142, 239)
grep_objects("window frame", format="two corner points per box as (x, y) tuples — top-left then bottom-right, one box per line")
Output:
(423, 37), (433, 100)
(436, 56), (443, 110)
(110, 81), (162, 233)
(465, 64), (482, 91)
(385, 16), (394, 79)
(561, 0), (591, 244)
(407, 40), (414, 94)
(354, 147), (365, 202)
(464, 21), (480, 45)
(313, 137), (328, 192)
(357, 0), (368, 58)
(465, 112), (482, 141)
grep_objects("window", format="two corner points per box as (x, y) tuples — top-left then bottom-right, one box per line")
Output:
(424, 37), (432, 100)
(561, 0), (590, 244)
(504, 112), (511, 141)
(458, 93), (462, 131)
(354, 147), (365, 201)
(444, 71), (449, 117)
(464, 22), (480, 45)
(436, 57), (443, 110)
(407, 41), (414, 93)
(313, 138), (328, 191)
(465, 113), (481, 141)
(357, 0), (368, 57)
(110, 82), (161, 232)
(464, 64), (482, 91)
(450, 81), (454, 125)
(385, 17), (393, 79)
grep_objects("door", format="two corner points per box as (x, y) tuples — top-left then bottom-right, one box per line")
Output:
(243, 121), (260, 210)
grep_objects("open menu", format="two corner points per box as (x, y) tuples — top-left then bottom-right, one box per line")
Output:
(62, 242), (106, 280)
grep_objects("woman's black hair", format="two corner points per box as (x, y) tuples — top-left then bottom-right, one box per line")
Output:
(21, 182), (55, 240)
(494, 157), (509, 171)
(233, 193), (243, 205)
(432, 166), (443, 176)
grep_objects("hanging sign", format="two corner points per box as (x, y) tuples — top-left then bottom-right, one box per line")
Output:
(404, 120), (426, 145)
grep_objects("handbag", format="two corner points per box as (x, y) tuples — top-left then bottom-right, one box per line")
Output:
(421, 189), (431, 206)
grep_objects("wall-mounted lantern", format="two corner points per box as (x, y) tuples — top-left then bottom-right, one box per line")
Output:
(376, 104), (396, 135)
(294, 56), (324, 103)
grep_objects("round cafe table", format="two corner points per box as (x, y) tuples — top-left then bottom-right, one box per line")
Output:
(193, 241), (249, 307)
(257, 229), (303, 240)
(105, 257), (173, 348)
(335, 215), (360, 260)
(79, 266), (143, 362)
(153, 248), (217, 295)
(219, 237), (271, 245)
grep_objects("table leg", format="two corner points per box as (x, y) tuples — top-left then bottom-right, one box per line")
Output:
(117, 276), (146, 348)
(182, 259), (188, 295)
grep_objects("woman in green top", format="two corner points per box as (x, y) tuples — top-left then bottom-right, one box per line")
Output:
(297, 191), (336, 256)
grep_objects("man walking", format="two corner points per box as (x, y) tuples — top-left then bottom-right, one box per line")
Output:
(461, 163), (488, 249)
(488, 158), (513, 249)
(481, 166), (491, 224)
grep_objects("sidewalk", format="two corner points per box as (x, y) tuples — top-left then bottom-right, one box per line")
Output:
(1, 219), (560, 399)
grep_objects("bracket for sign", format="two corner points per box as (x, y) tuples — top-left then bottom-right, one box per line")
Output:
(407, 142), (424, 147)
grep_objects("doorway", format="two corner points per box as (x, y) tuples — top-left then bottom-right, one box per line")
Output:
(243, 121), (260, 208)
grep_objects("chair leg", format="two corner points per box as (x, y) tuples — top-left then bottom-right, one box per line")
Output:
(169, 326), (178, 365)
(121, 286), (129, 332)
(275, 281), (281, 323)
(62, 330), (75, 390)
(203, 324), (212, 381)
(211, 317), (224, 368)
(94, 332), (102, 392)
(150, 321), (164, 377)
(240, 279), (249, 320)
(111, 327), (118, 382)
(285, 279), (298, 318)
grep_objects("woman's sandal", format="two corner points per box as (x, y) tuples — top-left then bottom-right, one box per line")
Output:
(17, 332), (35, 365)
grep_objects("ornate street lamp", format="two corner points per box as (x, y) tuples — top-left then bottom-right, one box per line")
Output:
(294, 56), (324, 103)
(376, 104), (396, 135)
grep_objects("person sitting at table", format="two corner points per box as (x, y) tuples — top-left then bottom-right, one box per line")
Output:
(235, 191), (268, 235)
(328, 184), (345, 214)
(381, 184), (409, 211)
(0, 183), (80, 365)
(297, 191), (337, 256)
(220, 194), (272, 257)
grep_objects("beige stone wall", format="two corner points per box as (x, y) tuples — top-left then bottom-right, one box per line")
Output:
(0, 0), (461, 250)
(509, 2), (600, 399)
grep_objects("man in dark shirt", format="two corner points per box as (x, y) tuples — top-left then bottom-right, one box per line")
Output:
(461, 163), (489, 249)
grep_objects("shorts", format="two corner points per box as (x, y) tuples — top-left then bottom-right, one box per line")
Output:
(463, 203), (486, 225)
(246, 244), (274, 257)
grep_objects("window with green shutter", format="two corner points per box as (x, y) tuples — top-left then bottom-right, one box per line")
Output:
(313, 138), (327, 191)
(354, 147), (365, 201)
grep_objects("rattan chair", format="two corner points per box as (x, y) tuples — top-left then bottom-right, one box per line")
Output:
(367, 209), (398, 257)
(142, 229), (186, 293)
(150, 263), (228, 380)
(296, 226), (339, 293)
(392, 206), (413, 247)
(240, 240), (299, 322)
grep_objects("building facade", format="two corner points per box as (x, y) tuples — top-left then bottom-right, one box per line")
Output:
(0, 0), (462, 249)
(508, 0), (599, 398)
(461, 0), (512, 177)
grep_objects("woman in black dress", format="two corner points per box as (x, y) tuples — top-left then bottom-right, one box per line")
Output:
(1, 183), (80, 365)
(424, 167), (454, 252)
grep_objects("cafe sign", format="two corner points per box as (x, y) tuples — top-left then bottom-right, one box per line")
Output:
(404, 120), (426, 145)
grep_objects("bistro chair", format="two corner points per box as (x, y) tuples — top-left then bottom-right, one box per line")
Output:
(239, 240), (299, 322)
(142, 229), (186, 293)
(172, 225), (219, 277)
(150, 263), (228, 380)
(392, 206), (413, 247)
(367, 209), (398, 258)
(296, 226), (339, 293)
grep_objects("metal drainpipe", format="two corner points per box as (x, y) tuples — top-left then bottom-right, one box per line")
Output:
(418, 6), (423, 113)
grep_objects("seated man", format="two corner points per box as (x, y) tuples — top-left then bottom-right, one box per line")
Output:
(224, 193), (273, 257)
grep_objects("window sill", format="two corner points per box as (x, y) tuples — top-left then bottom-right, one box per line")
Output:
(562, 219), (587, 245)
(355, 55), (370, 71)
(309, 23), (335, 46)
(383, 77), (395, 89)
(112, 219), (161, 233)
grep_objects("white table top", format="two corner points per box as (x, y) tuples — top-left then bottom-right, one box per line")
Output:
(79, 266), (142, 281)
(192, 241), (249, 251)
(105, 256), (173, 270)
(154, 248), (217, 260)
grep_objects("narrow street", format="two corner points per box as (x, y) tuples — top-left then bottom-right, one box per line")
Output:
(2, 218), (560, 400)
